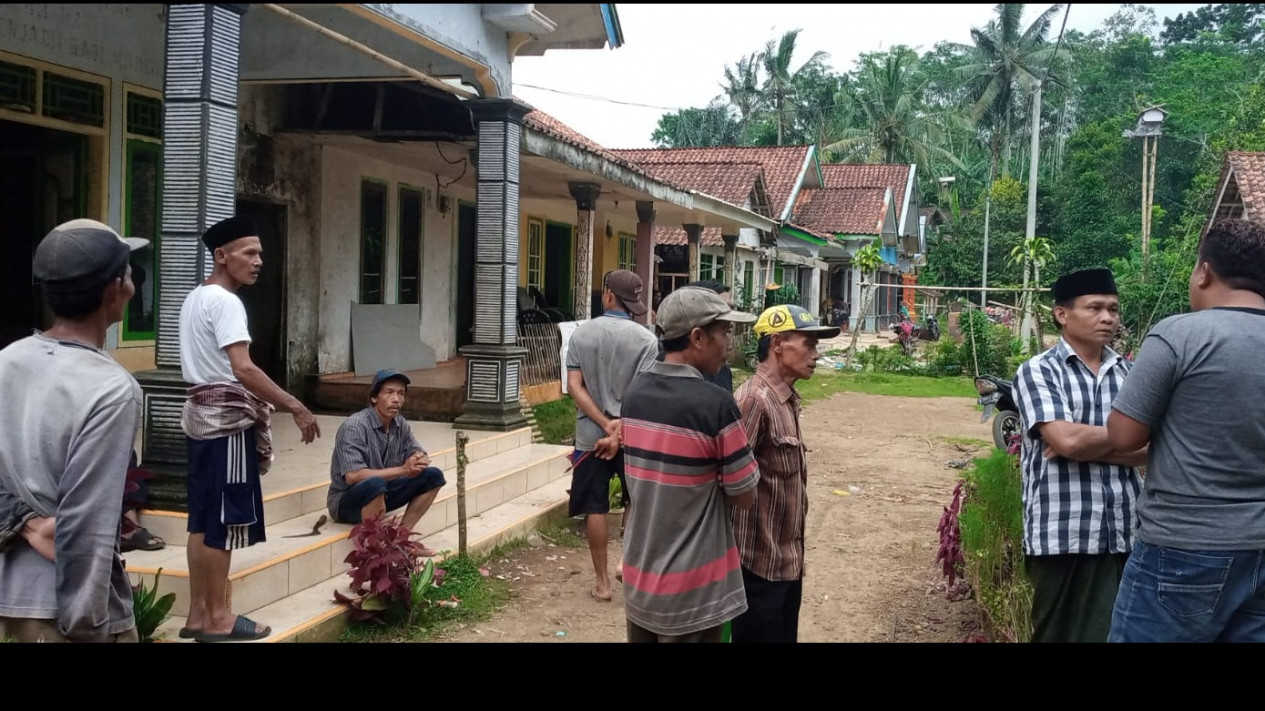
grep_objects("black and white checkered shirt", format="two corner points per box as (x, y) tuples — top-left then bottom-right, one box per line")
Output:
(1013, 338), (1141, 557)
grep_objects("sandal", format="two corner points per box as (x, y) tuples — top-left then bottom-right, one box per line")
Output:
(194, 615), (271, 642)
(121, 527), (165, 552)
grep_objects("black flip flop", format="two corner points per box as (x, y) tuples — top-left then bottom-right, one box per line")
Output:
(193, 615), (271, 643)
(121, 527), (165, 552)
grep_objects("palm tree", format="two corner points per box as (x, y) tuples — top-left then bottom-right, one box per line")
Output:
(951, 3), (1069, 178)
(758, 29), (829, 146)
(1009, 235), (1055, 352)
(721, 52), (763, 144)
(843, 242), (885, 366)
(823, 48), (967, 171)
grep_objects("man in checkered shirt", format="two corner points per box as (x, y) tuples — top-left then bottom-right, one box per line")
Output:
(1012, 268), (1147, 643)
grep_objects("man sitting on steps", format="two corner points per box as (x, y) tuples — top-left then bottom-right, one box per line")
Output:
(328, 369), (446, 554)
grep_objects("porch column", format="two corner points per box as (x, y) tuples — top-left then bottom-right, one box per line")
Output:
(455, 98), (530, 432)
(722, 233), (738, 293)
(137, 3), (248, 510)
(569, 182), (601, 321)
(634, 200), (656, 324)
(684, 223), (702, 282)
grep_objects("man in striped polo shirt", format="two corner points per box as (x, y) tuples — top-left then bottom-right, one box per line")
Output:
(1013, 268), (1147, 643)
(732, 304), (839, 643)
(620, 286), (760, 642)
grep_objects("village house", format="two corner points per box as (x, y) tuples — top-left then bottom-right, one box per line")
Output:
(0, 3), (779, 508)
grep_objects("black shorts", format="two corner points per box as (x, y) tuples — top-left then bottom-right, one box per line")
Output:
(335, 467), (446, 523)
(187, 429), (266, 551)
(568, 449), (627, 517)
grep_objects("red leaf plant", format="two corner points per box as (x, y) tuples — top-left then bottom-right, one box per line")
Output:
(935, 479), (970, 601)
(333, 514), (442, 625)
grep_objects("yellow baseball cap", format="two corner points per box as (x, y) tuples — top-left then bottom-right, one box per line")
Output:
(754, 304), (841, 340)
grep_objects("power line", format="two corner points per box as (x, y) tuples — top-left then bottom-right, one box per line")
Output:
(513, 82), (681, 111)
(1040, 4), (1072, 89)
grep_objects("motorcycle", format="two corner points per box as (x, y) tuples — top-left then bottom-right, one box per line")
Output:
(889, 314), (941, 356)
(974, 374), (1021, 450)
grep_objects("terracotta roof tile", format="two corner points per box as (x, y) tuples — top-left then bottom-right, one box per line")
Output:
(1228, 151), (1265, 219)
(655, 225), (724, 247)
(628, 161), (765, 206)
(791, 187), (889, 235)
(821, 163), (912, 222)
(609, 146), (814, 219)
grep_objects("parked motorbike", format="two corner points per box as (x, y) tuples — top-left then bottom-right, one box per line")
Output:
(889, 314), (942, 356)
(974, 374), (1021, 450)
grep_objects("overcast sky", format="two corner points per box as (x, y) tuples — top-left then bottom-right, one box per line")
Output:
(511, 3), (1205, 149)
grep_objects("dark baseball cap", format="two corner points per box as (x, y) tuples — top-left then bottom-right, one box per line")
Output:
(656, 285), (756, 340)
(603, 269), (648, 316)
(33, 219), (149, 291)
(370, 368), (411, 398)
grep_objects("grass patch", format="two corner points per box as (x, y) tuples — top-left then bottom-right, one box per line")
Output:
(798, 370), (976, 401)
(537, 518), (586, 548)
(937, 435), (992, 449)
(958, 449), (1032, 643)
(533, 397), (576, 446)
(340, 538), (527, 642)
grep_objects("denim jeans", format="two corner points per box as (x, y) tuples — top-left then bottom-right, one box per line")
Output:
(1109, 538), (1265, 643)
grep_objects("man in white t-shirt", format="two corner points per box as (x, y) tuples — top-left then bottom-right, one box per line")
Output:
(177, 215), (320, 642)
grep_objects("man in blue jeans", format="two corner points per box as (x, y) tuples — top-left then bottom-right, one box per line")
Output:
(1107, 218), (1265, 642)
(328, 369), (446, 555)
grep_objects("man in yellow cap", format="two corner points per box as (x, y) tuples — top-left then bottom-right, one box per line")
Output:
(731, 304), (838, 643)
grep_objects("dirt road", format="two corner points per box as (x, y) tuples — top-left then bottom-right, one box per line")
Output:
(438, 390), (985, 643)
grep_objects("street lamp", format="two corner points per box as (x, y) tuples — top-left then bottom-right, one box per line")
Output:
(1123, 105), (1167, 268)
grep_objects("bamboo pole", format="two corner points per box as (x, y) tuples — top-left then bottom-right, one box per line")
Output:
(259, 4), (479, 100)
(456, 431), (469, 557)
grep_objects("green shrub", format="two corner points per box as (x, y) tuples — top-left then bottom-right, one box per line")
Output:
(957, 449), (1032, 642)
(855, 344), (926, 375)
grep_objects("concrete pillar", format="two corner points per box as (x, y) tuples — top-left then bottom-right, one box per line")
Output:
(569, 182), (601, 321)
(722, 233), (738, 294)
(634, 200), (655, 324)
(455, 98), (531, 432)
(903, 272), (918, 320)
(808, 267), (822, 319)
(684, 223), (702, 283)
(137, 3), (248, 510)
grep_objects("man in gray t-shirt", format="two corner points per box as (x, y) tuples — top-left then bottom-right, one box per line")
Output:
(1107, 218), (1265, 643)
(565, 270), (658, 604)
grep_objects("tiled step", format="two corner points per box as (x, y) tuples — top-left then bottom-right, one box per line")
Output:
(139, 424), (537, 547)
(125, 442), (572, 619)
(145, 475), (575, 643)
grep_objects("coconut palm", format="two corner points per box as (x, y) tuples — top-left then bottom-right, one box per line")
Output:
(843, 242), (886, 366)
(823, 48), (967, 171)
(721, 52), (763, 143)
(950, 3), (1070, 178)
(758, 29), (829, 146)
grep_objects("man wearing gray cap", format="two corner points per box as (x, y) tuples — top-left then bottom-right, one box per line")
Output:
(619, 286), (762, 642)
(0, 219), (147, 642)
(565, 269), (659, 603)
(178, 215), (320, 642)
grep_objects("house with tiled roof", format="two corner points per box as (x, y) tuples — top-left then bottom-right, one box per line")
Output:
(788, 162), (926, 330)
(610, 145), (830, 310)
(1206, 151), (1265, 234)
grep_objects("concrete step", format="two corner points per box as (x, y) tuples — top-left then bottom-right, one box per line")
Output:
(125, 442), (572, 620)
(142, 475), (575, 643)
(139, 421), (537, 547)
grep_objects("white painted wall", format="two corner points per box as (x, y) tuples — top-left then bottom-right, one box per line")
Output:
(318, 144), (460, 372)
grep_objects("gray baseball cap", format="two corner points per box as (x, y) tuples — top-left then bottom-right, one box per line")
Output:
(656, 285), (756, 340)
(33, 218), (149, 291)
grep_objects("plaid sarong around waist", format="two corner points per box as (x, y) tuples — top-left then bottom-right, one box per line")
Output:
(181, 383), (275, 475)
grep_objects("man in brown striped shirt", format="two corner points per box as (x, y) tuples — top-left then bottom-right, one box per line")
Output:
(732, 304), (838, 643)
